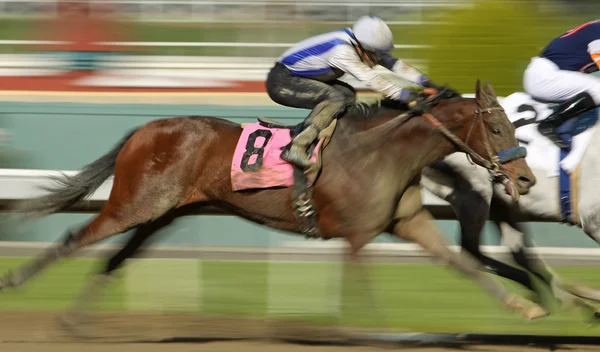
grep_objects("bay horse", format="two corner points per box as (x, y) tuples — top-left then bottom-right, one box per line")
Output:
(2, 81), (539, 324)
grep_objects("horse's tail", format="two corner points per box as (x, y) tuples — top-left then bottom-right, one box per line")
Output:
(12, 128), (140, 219)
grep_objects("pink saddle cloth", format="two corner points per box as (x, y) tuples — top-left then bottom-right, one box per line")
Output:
(231, 122), (322, 191)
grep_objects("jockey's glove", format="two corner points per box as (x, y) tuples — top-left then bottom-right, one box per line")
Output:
(403, 91), (431, 116)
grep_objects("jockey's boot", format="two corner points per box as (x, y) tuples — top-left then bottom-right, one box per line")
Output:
(281, 99), (347, 170)
(281, 124), (319, 169)
(538, 92), (596, 149)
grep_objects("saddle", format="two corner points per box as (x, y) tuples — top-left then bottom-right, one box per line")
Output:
(256, 116), (338, 239)
(530, 97), (598, 149)
(531, 96), (557, 105)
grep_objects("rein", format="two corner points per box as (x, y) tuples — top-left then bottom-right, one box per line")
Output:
(421, 102), (526, 180)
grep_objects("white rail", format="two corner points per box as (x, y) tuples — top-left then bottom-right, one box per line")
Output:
(1, 168), (598, 259)
(0, 40), (430, 49)
(0, 54), (427, 88)
(0, 168), (449, 209)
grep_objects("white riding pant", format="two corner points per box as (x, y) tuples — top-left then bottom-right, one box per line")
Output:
(523, 57), (600, 105)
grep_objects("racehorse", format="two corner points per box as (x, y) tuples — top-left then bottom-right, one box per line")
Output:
(421, 93), (600, 320)
(1, 81), (539, 325)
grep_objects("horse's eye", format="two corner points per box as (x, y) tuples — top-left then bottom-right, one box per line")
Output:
(492, 129), (500, 135)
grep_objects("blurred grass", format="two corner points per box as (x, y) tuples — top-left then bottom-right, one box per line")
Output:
(2, 257), (600, 335)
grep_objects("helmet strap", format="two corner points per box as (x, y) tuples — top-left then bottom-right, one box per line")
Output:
(348, 32), (366, 53)
(348, 32), (376, 64)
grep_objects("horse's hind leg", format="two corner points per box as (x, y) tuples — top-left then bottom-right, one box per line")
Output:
(60, 212), (180, 336)
(0, 212), (129, 290)
(0, 181), (184, 291)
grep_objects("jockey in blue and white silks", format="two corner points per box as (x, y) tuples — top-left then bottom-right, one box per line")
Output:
(523, 20), (600, 148)
(266, 16), (446, 170)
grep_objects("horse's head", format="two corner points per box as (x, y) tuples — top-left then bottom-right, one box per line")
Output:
(457, 80), (536, 200)
(424, 80), (535, 201)
(350, 82), (535, 201)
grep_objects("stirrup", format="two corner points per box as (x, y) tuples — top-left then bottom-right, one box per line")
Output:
(294, 193), (318, 237)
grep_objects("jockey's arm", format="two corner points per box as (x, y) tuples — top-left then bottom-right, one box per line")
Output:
(378, 53), (447, 95)
(589, 39), (600, 69)
(328, 45), (414, 101)
(378, 52), (429, 86)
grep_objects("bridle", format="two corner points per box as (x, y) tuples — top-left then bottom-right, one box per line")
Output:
(421, 90), (527, 181)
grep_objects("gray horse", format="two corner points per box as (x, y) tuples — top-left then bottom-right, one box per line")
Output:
(421, 90), (600, 320)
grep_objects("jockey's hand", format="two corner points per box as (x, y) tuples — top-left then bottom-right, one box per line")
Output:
(422, 79), (445, 92)
(423, 80), (462, 99)
(421, 87), (439, 98)
(413, 87), (437, 102)
(405, 91), (421, 106)
(406, 91), (431, 115)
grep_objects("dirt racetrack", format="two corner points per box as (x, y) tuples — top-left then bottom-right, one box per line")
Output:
(0, 311), (598, 352)
(4, 341), (600, 352)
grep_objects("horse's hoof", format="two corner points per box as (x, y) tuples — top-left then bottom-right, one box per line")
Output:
(504, 292), (529, 311)
(593, 309), (600, 320)
(524, 305), (550, 320)
(503, 293), (549, 320)
(0, 271), (15, 290)
(58, 312), (90, 339)
(582, 309), (600, 327)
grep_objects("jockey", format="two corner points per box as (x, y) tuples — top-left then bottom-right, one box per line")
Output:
(266, 16), (444, 170)
(523, 20), (600, 148)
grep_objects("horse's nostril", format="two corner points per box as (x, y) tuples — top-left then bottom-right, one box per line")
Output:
(518, 176), (535, 187)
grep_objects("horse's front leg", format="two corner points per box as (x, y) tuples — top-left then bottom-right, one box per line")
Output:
(449, 176), (535, 288)
(392, 207), (548, 320)
(424, 161), (536, 295)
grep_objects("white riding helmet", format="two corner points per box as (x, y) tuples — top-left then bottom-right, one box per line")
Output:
(352, 16), (394, 53)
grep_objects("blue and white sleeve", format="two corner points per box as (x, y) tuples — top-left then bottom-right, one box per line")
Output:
(328, 45), (413, 101)
(379, 53), (428, 86)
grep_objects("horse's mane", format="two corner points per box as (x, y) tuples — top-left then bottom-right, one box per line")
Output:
(344, 94), (470, 121)
(344, 98), (411, 120)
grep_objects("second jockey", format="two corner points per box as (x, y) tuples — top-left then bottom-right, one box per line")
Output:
(523, 20), (600, 148)
(266, 16), (445, 170)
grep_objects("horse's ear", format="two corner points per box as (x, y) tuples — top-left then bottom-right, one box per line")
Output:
(475, 79), (482, 101)
(483, 82), (497, 98)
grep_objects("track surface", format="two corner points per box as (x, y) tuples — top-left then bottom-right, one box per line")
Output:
(4, 341), (599, 352)
(0, 311), (597, 352)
